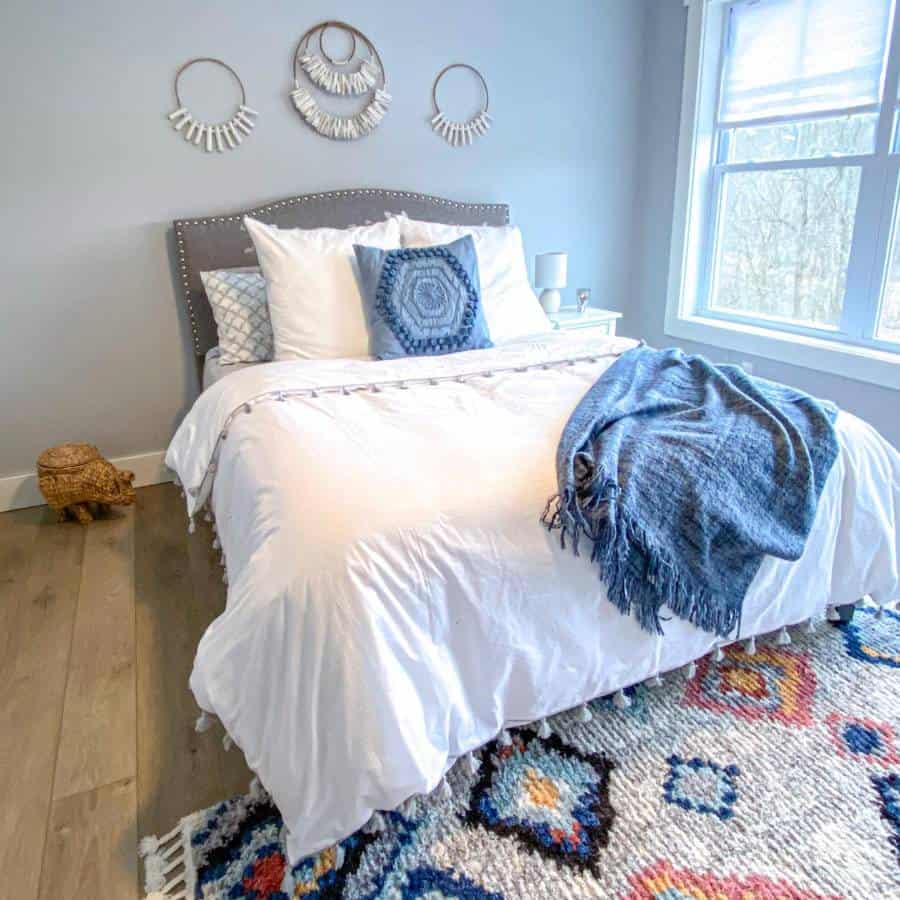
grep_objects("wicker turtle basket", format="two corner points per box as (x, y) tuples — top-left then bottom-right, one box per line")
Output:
(37, 443), (136, 523)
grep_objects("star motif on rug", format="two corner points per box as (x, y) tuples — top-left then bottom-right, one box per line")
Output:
(682, 643), (816, 727)
(826, 713), (900, 767)
(623, 859), (842, 899)
(871, 773), (900, 867)
(662, 755), (740, 820)
(464, 731), (615, 875)
(840, 606), (900, 669)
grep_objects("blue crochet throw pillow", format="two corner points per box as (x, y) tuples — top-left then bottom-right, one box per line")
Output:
(353, 235), (493, 359)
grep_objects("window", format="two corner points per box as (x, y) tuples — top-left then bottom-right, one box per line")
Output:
(666, 0), (900, 388)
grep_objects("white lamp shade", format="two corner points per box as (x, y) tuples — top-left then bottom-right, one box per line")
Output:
(535, 252), (568, 289)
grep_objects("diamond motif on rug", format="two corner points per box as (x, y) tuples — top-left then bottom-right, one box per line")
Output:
(841, 606), (900, 668)
(871, 773), (900, 867)
(826, 712), (900, 767)
(623, 859), (840, 899)
(142, 610), (900, 898)
(682, 643), (816, 727)
(662, 755), (740, 820)
(464, 731), (615, 874)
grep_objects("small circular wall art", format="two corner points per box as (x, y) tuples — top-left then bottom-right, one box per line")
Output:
(290, 21), (391, 141)
(431, 63), (492, 147)
(167, 57), (258, 153)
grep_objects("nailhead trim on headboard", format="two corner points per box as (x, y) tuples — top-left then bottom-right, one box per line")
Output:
(174, 188), (510, 356)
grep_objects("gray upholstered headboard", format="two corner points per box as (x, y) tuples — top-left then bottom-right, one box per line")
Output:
(174, 188), (510, 357)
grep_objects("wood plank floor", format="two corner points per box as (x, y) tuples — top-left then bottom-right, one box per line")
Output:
(0, 484), (252, 900)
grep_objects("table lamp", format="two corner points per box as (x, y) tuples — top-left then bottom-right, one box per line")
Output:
(535, 252), (568, 314)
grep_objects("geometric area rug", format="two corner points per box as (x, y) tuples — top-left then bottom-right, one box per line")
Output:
(140, 606), (900, 899)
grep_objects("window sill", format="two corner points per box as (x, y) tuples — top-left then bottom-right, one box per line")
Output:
(664, 313), (900, 390)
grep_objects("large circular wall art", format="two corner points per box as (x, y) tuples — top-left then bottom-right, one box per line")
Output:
(431, 63), (492, 147)
(290, 21), (391, 141)
(167, 57), (258, 153)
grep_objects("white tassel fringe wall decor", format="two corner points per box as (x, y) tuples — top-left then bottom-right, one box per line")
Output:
(290, 22), (391, 141)
(300, 53), (379, 95)
(290, 86), (391, 141)
(430, 63), (492, 147)
(168, 58), (257, 154)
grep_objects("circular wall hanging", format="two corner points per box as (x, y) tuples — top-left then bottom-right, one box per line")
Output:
(431, 63), (492, 147)
(167, 57), (258, 153)
(290, 21), (391, 141)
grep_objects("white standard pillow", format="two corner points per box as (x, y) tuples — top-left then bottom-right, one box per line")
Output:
(399, 216), (551, 343)
(244, 216), (402, 360)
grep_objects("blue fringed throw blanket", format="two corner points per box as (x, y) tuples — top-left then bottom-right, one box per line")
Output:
(542, 346), (839, 637)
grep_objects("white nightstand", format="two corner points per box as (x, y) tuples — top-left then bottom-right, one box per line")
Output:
(548, 307), (622, 336)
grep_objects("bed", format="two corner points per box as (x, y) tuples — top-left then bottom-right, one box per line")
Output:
(167, 189), (900, 865)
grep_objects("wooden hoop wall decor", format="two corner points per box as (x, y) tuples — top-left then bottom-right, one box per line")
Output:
(431, 63), (492, 147)
(168, 57), (258, 153)
(290, 21), (391, 141)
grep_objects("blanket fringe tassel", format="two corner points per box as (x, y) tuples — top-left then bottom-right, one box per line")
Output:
(541, 486), (741, 639)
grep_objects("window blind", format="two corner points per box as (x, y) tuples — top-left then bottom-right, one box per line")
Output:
(719, 0), (893, 124)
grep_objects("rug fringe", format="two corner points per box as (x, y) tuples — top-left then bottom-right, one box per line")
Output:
(139, 815), (197, 900)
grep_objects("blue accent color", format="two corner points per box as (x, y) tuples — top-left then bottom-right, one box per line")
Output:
(354, 236), (492, 359)
(402, 867), (504, 899)
(543, 345), (839, 637)
(872, 773), (900, 864)
(663, 754), (740, 821)
(843, 723), (883, 754)
(841, 606), (900, 668)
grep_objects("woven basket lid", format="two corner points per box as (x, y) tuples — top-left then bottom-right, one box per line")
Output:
(37, 442), (101, 471)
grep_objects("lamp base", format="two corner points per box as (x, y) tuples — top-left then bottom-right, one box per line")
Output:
(539, 288), (561, 314)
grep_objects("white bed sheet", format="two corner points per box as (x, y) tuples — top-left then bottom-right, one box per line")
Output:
(167, 332), (900, 864)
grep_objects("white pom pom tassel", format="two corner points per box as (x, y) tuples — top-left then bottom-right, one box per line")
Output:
(187, 518), (196, 535)
(537, 718), (552, 739)
(249, 776), (267, 802)
(438, 777), (453, 800)
(577, 703), (593, 723)
(647, 672), (663, 687)
(194, 711), (215, 733)
(686, 660), (698, 679)
(498, 729), (512, 747)
(222, 733), (233, 752)
(713, 645), (725, 663)
(613, 689), (631, 710)
(466, 751), (481, 775)
(806, 618), (816, 634)
(212, 536), (220, 550)
(744, 635), (757, 655)
(776, 626), (792, 646)
(827, 605), (841, 622)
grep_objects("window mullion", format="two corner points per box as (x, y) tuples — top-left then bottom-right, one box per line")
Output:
(840, 2), (900, 339)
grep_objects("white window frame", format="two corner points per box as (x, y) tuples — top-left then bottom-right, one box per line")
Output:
(665, 0), (900, 390)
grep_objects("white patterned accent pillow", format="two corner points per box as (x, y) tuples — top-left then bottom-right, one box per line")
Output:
(200, 267), (274, 365)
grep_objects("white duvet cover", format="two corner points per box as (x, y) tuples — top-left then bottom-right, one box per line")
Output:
(166, 332), (900, 864)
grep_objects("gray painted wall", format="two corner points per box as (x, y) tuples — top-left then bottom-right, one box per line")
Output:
(0, 0), (645, 477)
(631, 0), (899, 449)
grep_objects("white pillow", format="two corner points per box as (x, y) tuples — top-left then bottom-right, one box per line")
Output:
(244, 216), (402, 360)
(399, 216), (551, 343)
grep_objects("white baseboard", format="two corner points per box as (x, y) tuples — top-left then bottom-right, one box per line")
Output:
(0, 450), (172, 513)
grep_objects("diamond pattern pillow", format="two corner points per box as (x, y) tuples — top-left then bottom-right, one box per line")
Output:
(200, 268), (274, 365)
